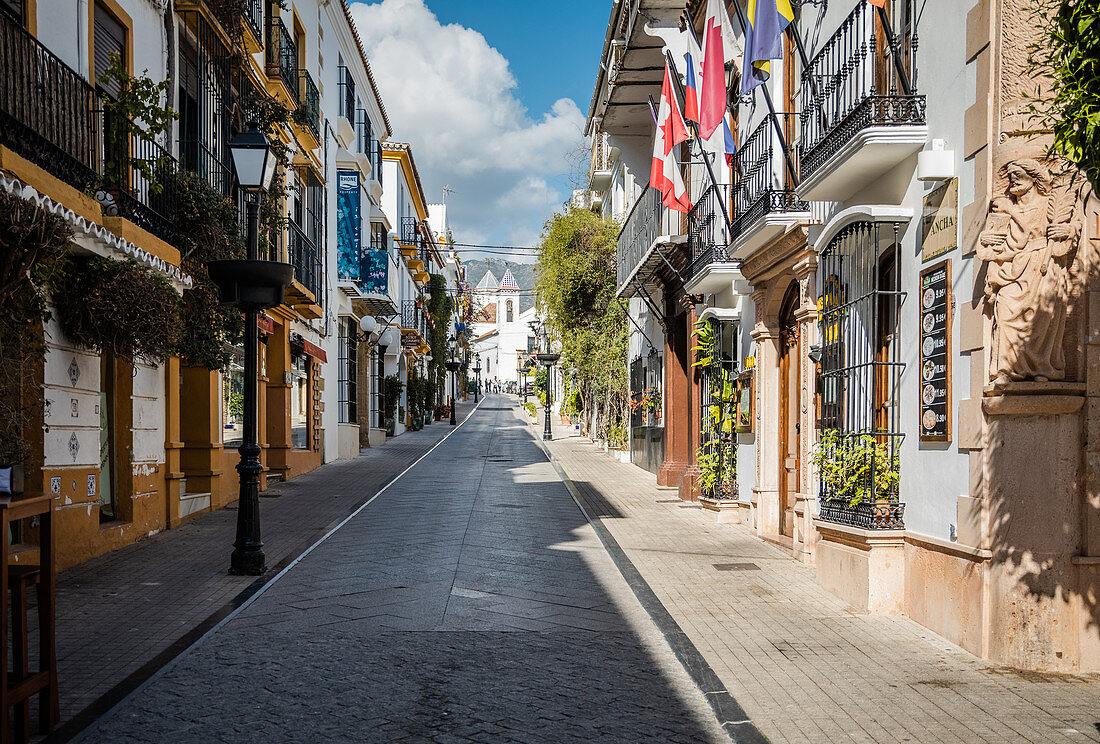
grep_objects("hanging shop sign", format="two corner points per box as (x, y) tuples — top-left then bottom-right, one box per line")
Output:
(919, 259), (951, 441)
(336, 170), (361, 280)
(921, 178), (958, 262)
(735, 371), (754, 434)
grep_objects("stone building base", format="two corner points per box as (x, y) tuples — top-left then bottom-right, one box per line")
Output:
(814, 520), (906, 614)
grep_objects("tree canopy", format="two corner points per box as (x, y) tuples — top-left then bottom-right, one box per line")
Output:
(535, 207), (627, 437)
(1030, 0), (1100, 189)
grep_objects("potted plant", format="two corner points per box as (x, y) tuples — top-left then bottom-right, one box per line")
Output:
(384, 375), (403, 436)
(811, 429), (901, 526)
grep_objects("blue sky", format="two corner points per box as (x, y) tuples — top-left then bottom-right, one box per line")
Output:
(423, 1), (609, 122)
(349, 0), (611, 253)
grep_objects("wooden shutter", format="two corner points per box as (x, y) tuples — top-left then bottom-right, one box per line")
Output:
(94, 4), (125, 97)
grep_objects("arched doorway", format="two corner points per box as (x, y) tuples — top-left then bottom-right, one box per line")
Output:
(778, 283), (801, 538)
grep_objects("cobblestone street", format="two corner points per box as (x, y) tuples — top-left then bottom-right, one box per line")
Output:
(74, 398), (730, 743)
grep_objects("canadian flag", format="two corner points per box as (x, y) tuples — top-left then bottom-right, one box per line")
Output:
(650, 61), (691, 213)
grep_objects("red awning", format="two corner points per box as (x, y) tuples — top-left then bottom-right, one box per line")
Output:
(298, 338), (327, 363)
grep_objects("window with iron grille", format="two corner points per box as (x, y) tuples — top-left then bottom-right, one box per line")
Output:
(630, 352), (664, 428)
(817, 221), (905, 529)
(338, 319), (357, 423)
(699, 320), (737, 499)
(177, 12), (232, 198)
(629, 357), (643, 428)
(371, 349), (385, 429)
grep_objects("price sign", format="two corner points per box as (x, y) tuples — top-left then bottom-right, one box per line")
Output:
(919, 259), (951, 441)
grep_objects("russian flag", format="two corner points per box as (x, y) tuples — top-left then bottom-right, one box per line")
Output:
(723, 116), (737, 169)
(683, 28), (703, 124)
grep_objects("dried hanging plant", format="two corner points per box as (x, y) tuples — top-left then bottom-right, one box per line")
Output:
(53, 256), (181, 363)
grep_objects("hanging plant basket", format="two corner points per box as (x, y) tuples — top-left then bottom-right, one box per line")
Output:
(53, 256), (180, 362)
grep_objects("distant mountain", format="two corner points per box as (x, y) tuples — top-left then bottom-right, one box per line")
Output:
(463, 258), (537, 314)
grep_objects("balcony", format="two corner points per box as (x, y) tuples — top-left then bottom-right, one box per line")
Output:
(726, 115), (811, 261)
(338, 66), (356, 122)
(399, 217), (419, 252)
(243, 0), (263, 50)
(355, 109), (383, 189)
(369, 138), (383, 187)
(295, 69), (320, 142)
(797, 0), (926, 202)
(265, 16), (296, 100)
(615, 187), (683, 296)
(589, 132), (613, 191)
(287, 221), (322, 314)
(0, 12), (181, 245)
(179, 138), (233, 198)
(335, 66), (356, 146)
(684, 185), (742, 294)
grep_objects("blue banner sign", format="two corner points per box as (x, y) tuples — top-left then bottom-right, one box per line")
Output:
(362, 241), (388, 295)
(336, 170), (361, 281)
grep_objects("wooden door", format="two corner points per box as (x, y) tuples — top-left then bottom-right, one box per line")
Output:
(778, 284), (800, 537)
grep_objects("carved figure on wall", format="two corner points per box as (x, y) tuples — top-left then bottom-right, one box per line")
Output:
(978, 159), (1086, 384)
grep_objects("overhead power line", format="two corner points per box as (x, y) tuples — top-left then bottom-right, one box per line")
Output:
(448, 246), (539, 255)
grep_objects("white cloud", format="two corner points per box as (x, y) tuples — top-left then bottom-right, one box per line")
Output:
(348, 0), (584, 252)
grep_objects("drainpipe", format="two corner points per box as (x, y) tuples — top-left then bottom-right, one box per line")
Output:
(77, 0), (90, 80)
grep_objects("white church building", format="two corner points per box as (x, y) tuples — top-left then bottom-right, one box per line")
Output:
(470, 269), (541, 386)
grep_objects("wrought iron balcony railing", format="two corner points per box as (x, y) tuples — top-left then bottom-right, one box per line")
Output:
(686, 185), (734, 282)
(338, 65), (356, 122)
(0, 12), (97, 192)
(296, 70), (320, 137)
(401, 299), (417, 329)
(400, 216), (419, 247)
(289, 221), (322, 302)
(355, 108), (370, 155)
(244, 0), (263, 44)
(266, 16), (296, 94)
(178, 138), (233, 198)
(96, 108), (182, 243)
(356, 109), (383, 186)
(730, 115), (809, 238)
(798, 0), (925, 180)
(616, 187), (681, 288)
(0, 12), (181, 243)
(369, 138), (384, 186)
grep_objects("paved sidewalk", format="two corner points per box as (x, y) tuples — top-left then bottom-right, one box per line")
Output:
(543, 416), (1100, 744)
(47, 401), (475, 741)
(79, 396), (729, 743)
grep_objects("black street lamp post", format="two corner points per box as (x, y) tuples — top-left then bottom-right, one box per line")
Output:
(207, 123), (289, 576)
(528, 318), (559, 441)
(473, 353), (481, 403)
(536, 352), (559, 440)
(445, 334), (460, 426)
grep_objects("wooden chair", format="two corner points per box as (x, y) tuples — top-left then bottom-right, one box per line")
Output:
(0, 496), (57, 744)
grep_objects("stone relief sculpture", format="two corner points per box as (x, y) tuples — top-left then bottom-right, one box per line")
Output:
(978, 159), (1087, 384)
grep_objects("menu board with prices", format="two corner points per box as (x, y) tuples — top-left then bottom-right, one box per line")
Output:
(919, 259), (951, 441)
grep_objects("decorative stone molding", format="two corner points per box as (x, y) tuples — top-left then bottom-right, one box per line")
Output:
(977, 159), (1088, 384)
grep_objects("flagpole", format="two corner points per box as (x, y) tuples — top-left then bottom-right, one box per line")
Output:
(724, 2), (800, 188)
(662, 51), (734, 239)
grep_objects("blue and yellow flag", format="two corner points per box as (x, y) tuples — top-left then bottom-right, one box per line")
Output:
(741, 0), (795, 95)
